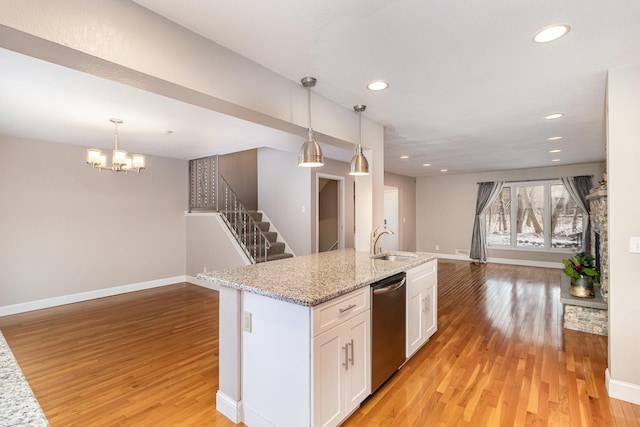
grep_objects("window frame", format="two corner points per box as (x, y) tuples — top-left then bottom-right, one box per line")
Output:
(486, 179), (586, 252)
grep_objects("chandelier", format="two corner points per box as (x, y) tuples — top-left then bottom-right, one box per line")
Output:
(86, 118), (146, 173)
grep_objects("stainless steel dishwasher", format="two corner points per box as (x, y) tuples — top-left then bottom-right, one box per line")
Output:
(371, 272), (407, 393)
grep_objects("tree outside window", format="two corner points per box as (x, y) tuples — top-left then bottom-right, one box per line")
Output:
(486, 181), (583, 250)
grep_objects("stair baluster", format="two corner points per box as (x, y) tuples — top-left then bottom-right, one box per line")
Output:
(219, 176), (271, 264)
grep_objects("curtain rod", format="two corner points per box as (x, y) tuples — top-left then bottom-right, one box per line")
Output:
(477, 175), (593, 185)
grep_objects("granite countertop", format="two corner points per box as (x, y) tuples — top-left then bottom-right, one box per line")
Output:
(0, 332), (49, 427)
(198, 249), (437, 306)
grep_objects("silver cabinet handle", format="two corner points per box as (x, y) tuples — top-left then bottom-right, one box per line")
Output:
(349, 339), (354, 366)
(339, 303), (357, 313)
(343, 343), (349, 371)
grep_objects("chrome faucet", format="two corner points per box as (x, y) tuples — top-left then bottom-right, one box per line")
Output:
(370, 226), (395, 256)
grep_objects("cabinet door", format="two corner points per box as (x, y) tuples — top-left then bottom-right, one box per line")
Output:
(344, 312), (370, 415)
(313, 328), (346, 427)
(313, 311), (371, 427)
(423, 282), (437, 339)
(406, 280), (425, 358)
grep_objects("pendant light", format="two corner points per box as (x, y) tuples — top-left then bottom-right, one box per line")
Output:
(298, 76), (324, 167)
(349, 104), (369, 176)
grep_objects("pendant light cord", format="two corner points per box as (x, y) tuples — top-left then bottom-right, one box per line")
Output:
(114, 121), (119, 151)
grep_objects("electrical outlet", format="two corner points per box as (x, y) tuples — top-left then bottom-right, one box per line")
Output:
(630, 236), (640, 254)
(435, 244), (440, 251)
(242, 311), (252, 332)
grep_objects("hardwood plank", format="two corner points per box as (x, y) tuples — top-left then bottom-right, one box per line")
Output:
(342, 260), (640, 426)
(1, 261), (640, 426)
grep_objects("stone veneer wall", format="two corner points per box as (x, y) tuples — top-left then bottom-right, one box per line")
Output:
(564, 305), (608, 335)
(587, 189), (608, 299)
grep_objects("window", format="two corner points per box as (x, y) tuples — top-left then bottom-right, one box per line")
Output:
(485, 180), (584, 250)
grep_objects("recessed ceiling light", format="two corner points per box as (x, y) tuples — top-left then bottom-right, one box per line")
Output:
(545, 113), (564, 120)
(400, 155), (409, 159)
(547, 136), (563, 141)
(440, 169), (448, 172)
(160, 130), (173, 135)
(549, 149), (562, 153)
(551, 158), (561, 162)
(367, 80), (389, 91)
(533, 24), (571, 43)
(423, 163), (431, 167)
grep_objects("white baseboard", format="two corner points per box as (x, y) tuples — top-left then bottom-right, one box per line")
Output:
(216, 390), (243, 424)
(436, 253), (563, 269)
(606, 368), (640, 405)
(0, 276), (186, 317)
(187, 275), (220, 291)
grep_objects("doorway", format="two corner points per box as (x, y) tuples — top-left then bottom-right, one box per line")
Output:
(384, 186), (400, 250)
(317, 175), (344, 252)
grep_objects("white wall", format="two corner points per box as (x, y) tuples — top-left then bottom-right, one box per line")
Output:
(606, 63), (640, 403)
(416, 162), (605, 263)
(257, 148), (311, 256)
(0, 135), (187, 310)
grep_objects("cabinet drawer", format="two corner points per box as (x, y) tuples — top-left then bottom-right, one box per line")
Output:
(407, 259), (437, 282)
(312, 287), (370, 337)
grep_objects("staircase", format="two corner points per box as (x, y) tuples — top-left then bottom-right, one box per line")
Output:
(247, 211), (293, 263)
(188, 155), (293, 264)
(218, 174), (293, 264)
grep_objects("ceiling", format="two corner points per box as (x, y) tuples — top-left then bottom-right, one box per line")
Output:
(3, 1), (640, 177)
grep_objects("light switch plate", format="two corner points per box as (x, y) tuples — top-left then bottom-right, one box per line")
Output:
(630, 236), (640, 254)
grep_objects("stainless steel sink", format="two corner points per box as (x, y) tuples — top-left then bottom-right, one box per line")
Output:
(372, 254), (416, 262)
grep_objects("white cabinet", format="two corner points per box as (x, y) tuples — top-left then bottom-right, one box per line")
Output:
(240, 287), (370, 427)
(406, 260), (438, 358)
(312, 310), (370, 427)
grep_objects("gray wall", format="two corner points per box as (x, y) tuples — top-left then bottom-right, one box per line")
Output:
(219, 149), (257, 210)
(384, 172), (417, 252)
(257, 148), (311, 256)
(416, 162), (605, 263)
(318, 179), (338, 252)
(0, 135), (187, 307)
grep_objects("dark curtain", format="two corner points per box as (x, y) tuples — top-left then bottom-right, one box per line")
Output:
(470, 181), (504, 262)
(561, 175), (593, 253)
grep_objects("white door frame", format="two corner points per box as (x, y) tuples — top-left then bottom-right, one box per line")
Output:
(316, 173), (345, 253)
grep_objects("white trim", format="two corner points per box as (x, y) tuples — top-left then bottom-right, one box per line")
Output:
(186, 275), (220, 291)
(606, 368), (640, 405)
(216, 390), (244, 424)
(0, 276), (186, 317)
(436, 252), (563, 269)
(315, 173), (345, 253)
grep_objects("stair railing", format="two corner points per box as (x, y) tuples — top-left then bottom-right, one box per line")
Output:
(219, 175), (271, 264)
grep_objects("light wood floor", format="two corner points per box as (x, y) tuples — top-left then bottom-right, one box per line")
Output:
(1, 260), (639, 426)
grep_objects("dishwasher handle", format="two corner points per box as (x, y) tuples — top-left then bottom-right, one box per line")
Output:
(373, 277), (406, 295)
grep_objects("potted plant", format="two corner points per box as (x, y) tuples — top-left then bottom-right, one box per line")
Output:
(562, 251), (600, 298)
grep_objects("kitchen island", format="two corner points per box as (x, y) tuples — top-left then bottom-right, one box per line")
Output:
(200, 249), (437, 427)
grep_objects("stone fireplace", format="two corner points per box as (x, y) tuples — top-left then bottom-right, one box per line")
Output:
(559, 185), (608, 336)
(586, 188), (608, 299)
